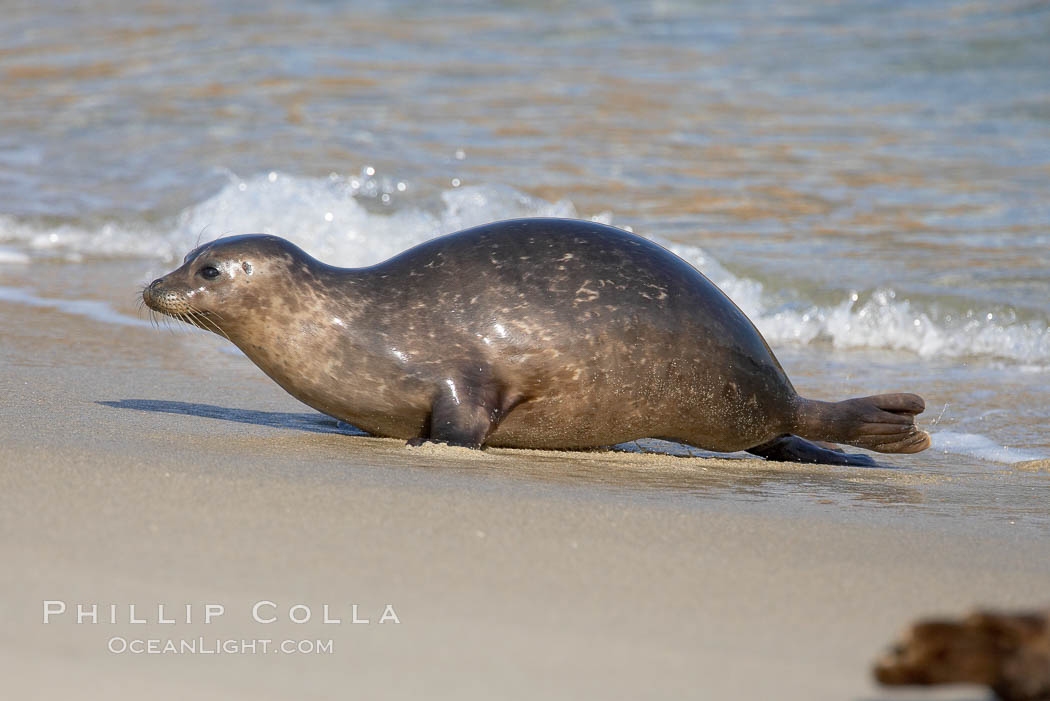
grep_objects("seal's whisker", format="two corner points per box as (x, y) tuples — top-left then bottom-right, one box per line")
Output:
(204, 319), (231, 342)
(191, 310), (231, 343)
(155, 310), (173, 332)
(183, 306), (222, 341)
(189, 301), (224, 323)
(185, 309), (208, 332)
(174, 311), (196, 333)
(161, 313), (179, 335)
(180, 311), (198, 332)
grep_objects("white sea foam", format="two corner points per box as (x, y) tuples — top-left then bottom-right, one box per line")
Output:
(929, 431), (1047, 465)
(0, 171), (1046, 364)
(168, 172), (583, 268)
(666, 243), (1049, 365)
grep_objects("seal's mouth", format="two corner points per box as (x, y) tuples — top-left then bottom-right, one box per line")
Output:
(143, 279), (194, 316)
(142, 279), (225, 338)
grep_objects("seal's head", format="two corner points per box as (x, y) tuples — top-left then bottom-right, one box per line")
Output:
(143, 234), (315, 337)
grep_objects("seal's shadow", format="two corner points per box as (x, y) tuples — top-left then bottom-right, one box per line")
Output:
(100, 400), (924, 506)
(100, 399), (733, 459)
(98, 399), (369, 436)
(99, 399), (886, 464)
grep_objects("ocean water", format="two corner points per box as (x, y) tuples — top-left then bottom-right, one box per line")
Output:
(0, 0), (1047, 475)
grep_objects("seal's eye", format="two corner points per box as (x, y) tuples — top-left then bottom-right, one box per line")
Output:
(199, 266), (221, 280)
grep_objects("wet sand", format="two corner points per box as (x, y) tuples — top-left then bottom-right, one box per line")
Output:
(2, 299), (1048, 700)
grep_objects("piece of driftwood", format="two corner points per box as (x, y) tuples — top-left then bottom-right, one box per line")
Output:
(874, 609), (1050, 701)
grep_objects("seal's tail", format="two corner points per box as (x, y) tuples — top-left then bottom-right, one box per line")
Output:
(794, 393), (930, 454)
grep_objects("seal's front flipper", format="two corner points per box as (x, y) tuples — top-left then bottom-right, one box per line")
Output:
(748, 434), (878, 466)
(423, 377), (502, 449)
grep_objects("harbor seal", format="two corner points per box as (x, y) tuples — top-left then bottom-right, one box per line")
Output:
(143, 218), (930, 465)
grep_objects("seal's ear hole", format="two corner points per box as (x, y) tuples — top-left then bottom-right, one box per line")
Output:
(242, 261), (253, 275)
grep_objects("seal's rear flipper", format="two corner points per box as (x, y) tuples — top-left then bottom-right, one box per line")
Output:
(747, 435), (877, 466)
(795, 393), (930, 454)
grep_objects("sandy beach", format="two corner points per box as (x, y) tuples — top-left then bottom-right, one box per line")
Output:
(2, 289), (1048, 701)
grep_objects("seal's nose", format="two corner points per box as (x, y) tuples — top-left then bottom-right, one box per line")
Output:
(143, 278), (163, 306)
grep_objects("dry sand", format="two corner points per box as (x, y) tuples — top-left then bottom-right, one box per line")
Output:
(1, 299), (1048, 700)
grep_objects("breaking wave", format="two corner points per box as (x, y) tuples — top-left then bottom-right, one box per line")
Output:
(0, 170), (1046, 364)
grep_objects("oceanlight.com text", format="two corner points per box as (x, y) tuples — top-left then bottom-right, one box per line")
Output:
(107, 637), (335, 655)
